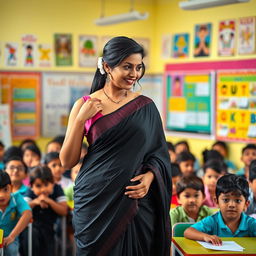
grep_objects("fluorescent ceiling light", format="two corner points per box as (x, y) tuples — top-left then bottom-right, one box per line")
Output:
(179, 0), (250, 10)
(95, 10), (149, 26)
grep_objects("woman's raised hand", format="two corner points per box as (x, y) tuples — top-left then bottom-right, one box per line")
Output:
(77, 98), (103, 121)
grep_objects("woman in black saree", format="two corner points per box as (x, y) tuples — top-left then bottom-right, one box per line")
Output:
(60, 36), (172, 256)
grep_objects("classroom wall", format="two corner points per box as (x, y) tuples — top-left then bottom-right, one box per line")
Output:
(154, 0), (256, 168)
(1, 0), (256, 168)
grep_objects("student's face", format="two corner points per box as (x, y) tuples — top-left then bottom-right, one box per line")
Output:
(0, 184), (11, 209)
(203, 168), (222, 193)
(250, 180), (256, 199)
(104, 53), (143, 91)
(241, 149), (256, 167)
(212, 145), (227, 158)
(71, 163), (81, 182)
(23, 149), (40, 167)
(47, 159), (64, 182)
(31, 178), (54, 196)
(179, 160), (194, 176)
(217, 192), (249, 222)
(5, 160), (27, 184)
(172, 176), (181, 196)
(47, 142), (61, 153)
(175, 144), (189, 154)
(178, 188), (205, 215)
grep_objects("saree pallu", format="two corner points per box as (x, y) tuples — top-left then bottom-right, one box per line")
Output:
(73, 95), (172, 256)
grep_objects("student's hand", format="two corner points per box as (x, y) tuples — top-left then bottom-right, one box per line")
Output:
(203, 234), (222, 246)
(77, 98), (103, 121)
(125, 171), (154, 199)
(3, 234), (15, 247)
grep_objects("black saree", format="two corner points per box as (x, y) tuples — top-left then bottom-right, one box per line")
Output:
(73, 95), (172, 256)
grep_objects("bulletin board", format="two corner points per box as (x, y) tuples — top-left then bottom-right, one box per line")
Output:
(0, 72), (41, 140)
(216, 70), (256, 142)
(165, 71), (214, 134)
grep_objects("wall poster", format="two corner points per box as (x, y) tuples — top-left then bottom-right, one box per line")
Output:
(166, 71), (214, 134)
(216, 70), (256, 142)
(0, 72), (41, 140)
(42, 72), (93, 137)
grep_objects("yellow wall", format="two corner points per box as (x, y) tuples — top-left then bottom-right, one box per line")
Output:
(1, 0), (256, 168)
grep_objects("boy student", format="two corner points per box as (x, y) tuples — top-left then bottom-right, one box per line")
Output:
(184, 174), (256, 245)
(4, 156), (29, 196)
(44, 151), (73, 189)
(0, 171), (32, 256)
(170, 176), (213, 226)
(176, 151), (196, 177)
(236, 144), (256, 180)
(20, 166), (67, 256)
(170, 163), (181, 208)
(246, 159), (256, 217)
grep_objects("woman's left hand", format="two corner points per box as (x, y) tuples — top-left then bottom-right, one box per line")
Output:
(125, 171), (154, 199)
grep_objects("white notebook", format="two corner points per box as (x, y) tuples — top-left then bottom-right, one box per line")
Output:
(197, 241), (244, 252)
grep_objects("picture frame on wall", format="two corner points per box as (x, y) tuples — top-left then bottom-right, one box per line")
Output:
(238, 16), (256, 55)
(79, 35), (98, 67)
(194, 23), (212, 57)
(218, 19), (236, 56)
(172, 33), (189, 58)
(54, 33), (73, 66)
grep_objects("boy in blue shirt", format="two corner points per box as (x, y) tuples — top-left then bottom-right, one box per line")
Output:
(0, 171), (32, 256)
(184, 174), (256, 245)
(246, 159), (256, 216)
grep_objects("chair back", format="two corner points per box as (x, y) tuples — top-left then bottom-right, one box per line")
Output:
(172, 222), (192, 237)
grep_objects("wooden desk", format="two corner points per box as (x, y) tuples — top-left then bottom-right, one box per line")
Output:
(172, 237), (256, 256)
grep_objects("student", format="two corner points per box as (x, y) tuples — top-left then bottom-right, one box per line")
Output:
(166, 141), (176, 163)
(0, 140), (5, 170)
(44, 152), (73, 189)
(2, 146), (23, 166)
(4, 156), (29, 196)
(0, 171), (32, 256)
(45, 135), (65, 154)
(246, 159), (256, 217)
(236, 144), (256, 180)
(212, 140), (237, 173)
(170, 163), (181, 208)
(184, 174), (256, 245)
(22, 144), (41, 170)
(19, 138), (38, 152)
(20, 166), (67, 256)
(170, 175), (213, 226)
(176, 151), (196, 177)
(203, 159), (224, 208)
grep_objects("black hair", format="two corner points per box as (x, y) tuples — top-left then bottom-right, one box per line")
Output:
(166, 141), (175, 152)
(30, 165), (54, 186)
(44, 152), (59, 164)
(203, 159), (223, 174)
(23, 144), (41, 159)
(51, 135), (65, 145)
(202, 149), (223, 164)
(171, 163), (182, 178)
(4, 156), (28, 174)
(216, 174), (249, 201)
(176, 151), (195, 164)
(242, 144), (256, 155)
(0, 171), (11, 188)
(0, 141), (4, 148)
(174, 140), (190, 152)
(212, 140), (228, 153)
(19, 138), (38, 151)
(3, 146), (23, 164)
(176, 175), (205, 197)
(249, 159), (256, 182)
(90, 36), (146, 93)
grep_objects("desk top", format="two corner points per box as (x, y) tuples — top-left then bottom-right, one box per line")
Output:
(172, 237), (256, 255)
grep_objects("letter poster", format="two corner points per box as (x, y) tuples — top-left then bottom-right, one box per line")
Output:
(216, 70), (256, 142)
(166, 71), (214, 134)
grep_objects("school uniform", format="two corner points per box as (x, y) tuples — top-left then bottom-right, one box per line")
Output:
(191, 211), (256, 237)
(246, 192), (256, 216)
(13, 184), (29, 197)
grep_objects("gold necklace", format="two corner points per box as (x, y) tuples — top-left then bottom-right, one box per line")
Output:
(103, 88), (127, 104)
